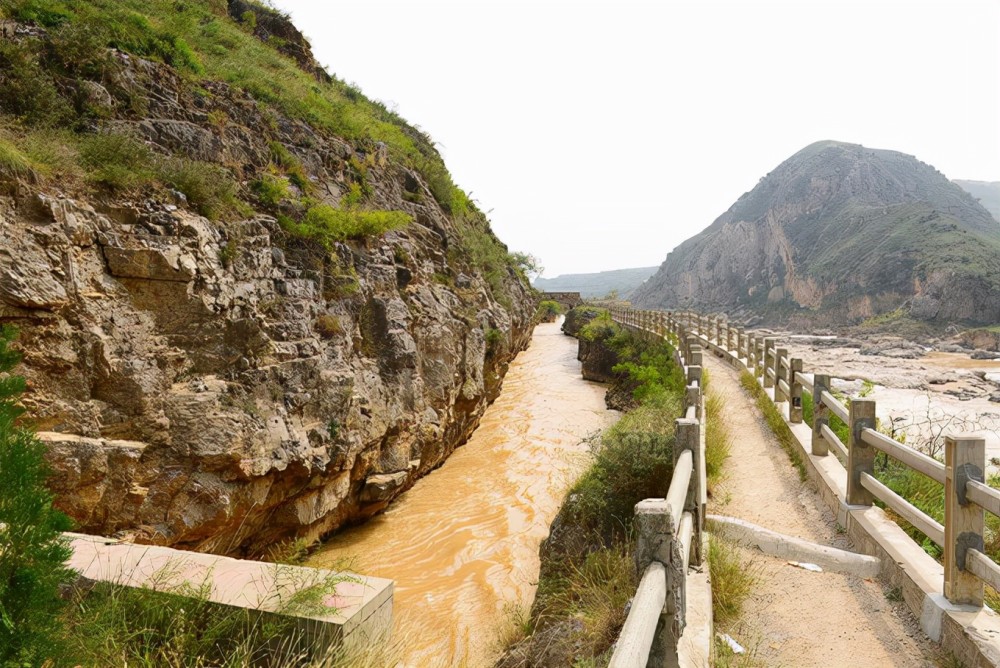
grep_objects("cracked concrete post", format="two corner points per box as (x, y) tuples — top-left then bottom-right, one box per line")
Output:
(812, 374), (830, 456)
(763, 338), (776, 388)
(634, 498), (679, 668)
(689, 346), (703, 371)
(675, 418), (702, 565)
(944, 435), (986, 607)
(774, 347), (789, 404)
(846, 399), (876, 506)
(790, 358), (803, 423)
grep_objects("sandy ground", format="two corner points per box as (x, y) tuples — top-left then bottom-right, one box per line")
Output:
(704, 352), (941, 667)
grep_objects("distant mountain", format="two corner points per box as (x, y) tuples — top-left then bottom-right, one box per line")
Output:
(534, 266), (659, 298)
(632, 140), (1000, 325)
(955, 180), (1000, 223)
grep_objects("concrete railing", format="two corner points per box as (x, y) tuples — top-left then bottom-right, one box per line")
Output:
(607, 307), (706, 668)
(607, 306), (1000, 664)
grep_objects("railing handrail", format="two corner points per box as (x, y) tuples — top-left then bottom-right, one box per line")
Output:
(607, 306), (1000, 616)
(607, 308), (706, 667)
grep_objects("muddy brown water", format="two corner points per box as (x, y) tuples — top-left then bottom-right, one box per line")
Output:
(306, 319), (618, 666)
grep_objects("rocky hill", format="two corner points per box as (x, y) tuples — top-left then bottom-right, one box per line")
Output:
(956, 180), (1000, 223)
(0, 0), (534, 555)
(632, 141), (1000, 327)
(533, 266), (658, 298)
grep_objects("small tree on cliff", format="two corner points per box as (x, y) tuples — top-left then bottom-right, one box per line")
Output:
(0, 326), (74, 664)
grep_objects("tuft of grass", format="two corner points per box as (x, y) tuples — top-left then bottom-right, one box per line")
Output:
(532, 543), (636, 659)
(708, 535), (760, 626)
(740, 371), (807, 480)
(60, 562), (355, 666)
(281, 204), (411, 248)
(315, 314), (343, 340)
(0, 136), (37, 179)
(705, 387), (732, 493)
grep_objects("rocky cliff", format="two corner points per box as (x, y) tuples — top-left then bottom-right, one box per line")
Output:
(0, 1), (534, 555)
(633, 141), (1000, 327)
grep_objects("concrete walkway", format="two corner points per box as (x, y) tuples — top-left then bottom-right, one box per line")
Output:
(704, 352), (940, 667)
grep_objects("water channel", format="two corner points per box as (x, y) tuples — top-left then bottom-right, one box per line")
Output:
(306, 319), (618, 666)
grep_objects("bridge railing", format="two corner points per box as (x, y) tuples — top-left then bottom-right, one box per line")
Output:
(617, 306), (1000, 613)
(606, 307), (705, 668)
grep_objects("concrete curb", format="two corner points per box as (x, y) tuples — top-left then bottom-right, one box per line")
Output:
(707, 514), (881, 578)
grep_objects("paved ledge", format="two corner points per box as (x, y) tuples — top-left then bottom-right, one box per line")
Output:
(678, 535), (713, 668)
(67, 532), (393, 654)
(707, 514), (880, 578)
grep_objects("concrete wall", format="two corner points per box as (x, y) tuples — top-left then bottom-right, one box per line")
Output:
(67, 532), (393, 659)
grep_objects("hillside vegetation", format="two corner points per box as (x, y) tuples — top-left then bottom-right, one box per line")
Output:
(956, 180), (1000, 223)
(633, 141), (1000, 327)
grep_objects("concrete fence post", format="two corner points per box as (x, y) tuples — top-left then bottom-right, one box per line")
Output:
(727, 326), (734, 353)
(846, 399), (876, 505)
(747, 334), (756, 372)
(789, 358), (803, 423)
(633, 498), (677, 668)
(756, 338), (766, 380)
(944, 435), (986, 607)
(676, 417), (703, 564)
(689, 346), (703, 370)
(763, 338), (776, 389)
(687, 364), (702, 389)
(774, 347), (789, 404)
(686, 336), (697, 366)
(811, 374), (830, 456)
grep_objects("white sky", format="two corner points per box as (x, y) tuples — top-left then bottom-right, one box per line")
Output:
(272, 0), (1000, 277)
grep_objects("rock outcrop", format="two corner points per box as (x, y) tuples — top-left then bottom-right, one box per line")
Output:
(0, 11), (533, 556)
(633, 141), (1000, 327)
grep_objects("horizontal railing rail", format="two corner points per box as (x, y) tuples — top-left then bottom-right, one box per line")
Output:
(607, 306), (1000, 616)
(607, 307), (706, 668)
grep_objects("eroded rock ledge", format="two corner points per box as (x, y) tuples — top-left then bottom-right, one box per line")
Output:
(2, 192), (532, 557)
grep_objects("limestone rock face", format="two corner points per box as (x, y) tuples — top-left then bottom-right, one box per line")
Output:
(633, 141), (1000, 327)
(0, 52), (533, 558)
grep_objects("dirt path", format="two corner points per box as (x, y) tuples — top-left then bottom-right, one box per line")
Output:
(704, 352), (940, 667)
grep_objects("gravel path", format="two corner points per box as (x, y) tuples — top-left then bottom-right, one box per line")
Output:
(704, 352), (940, 667)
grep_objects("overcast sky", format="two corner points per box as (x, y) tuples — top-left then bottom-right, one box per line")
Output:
(272, 0), (999, 278)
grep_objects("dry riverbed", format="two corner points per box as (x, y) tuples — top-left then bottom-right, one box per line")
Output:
(775, 333), (1000, 462)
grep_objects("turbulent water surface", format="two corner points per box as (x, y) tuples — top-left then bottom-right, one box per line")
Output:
(307, 319), (617, 666)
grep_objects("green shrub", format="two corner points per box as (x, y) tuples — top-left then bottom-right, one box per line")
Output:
(0, 326), (75, 665)
(536, 299), (563, 321)
(269, 141), (311, 192)
(158, 156), (241, 219)
(578, 311), (617, 342)
(282, 204), (411, 247)
(485, 327), (504, 355)
(78, 132), (155, 190)
(0, 37), (72, 125)
(251, 172), (290, 207)
(570, 391), (680, 541)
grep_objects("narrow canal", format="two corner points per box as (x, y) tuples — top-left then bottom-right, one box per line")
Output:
(306, 319), (618, 666)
